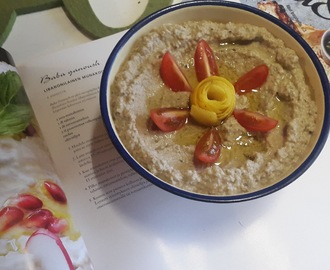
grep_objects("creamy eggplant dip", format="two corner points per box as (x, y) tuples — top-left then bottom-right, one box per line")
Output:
(110, 21), (317, 195)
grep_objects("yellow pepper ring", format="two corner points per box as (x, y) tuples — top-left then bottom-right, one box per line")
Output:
(190, 76), (236, 126)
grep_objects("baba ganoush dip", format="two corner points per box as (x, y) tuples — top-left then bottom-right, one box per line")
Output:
(110, 21), (317, 195)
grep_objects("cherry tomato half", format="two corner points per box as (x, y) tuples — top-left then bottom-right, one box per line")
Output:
(160, 52), (192, 92)
(194, 39), (219, 82)
(194, 128), (222, 163)
(234, 64), (269, 95)
(233, 109), (278, 132)
(150, 108), (189, 132)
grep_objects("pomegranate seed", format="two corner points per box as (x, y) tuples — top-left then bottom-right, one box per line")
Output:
(12, 194), (43, 210)
(0, 206), (24, 232)
(23, 209), (53, 229)
(44, 181), (67, 204)
(48, 217), (69, 234)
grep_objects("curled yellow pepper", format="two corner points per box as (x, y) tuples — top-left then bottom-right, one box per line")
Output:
(190, 76), (236, 126)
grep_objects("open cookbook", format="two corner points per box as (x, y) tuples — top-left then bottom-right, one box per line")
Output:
(0, 1), (329, 269)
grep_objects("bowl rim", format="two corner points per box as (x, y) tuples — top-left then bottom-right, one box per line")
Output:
(100, 0), (330, 203)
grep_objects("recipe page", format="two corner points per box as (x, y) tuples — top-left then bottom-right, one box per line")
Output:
(18, 31), (152, 210)
(18, 31), (177, 270)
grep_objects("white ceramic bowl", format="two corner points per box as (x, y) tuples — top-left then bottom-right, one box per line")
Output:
(100, 1), (330, 202)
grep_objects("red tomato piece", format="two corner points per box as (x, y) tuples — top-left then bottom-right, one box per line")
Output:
(150, 108), (189, 132)
(234, 64), (269, 95)
(160, 52), (192, 92)
(194, 128), (222, 163)
(233, 109), (278, 132)
(194, 39), (219, 82)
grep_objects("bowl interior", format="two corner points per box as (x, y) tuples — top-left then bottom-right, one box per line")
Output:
(101, 2), (329, 202)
